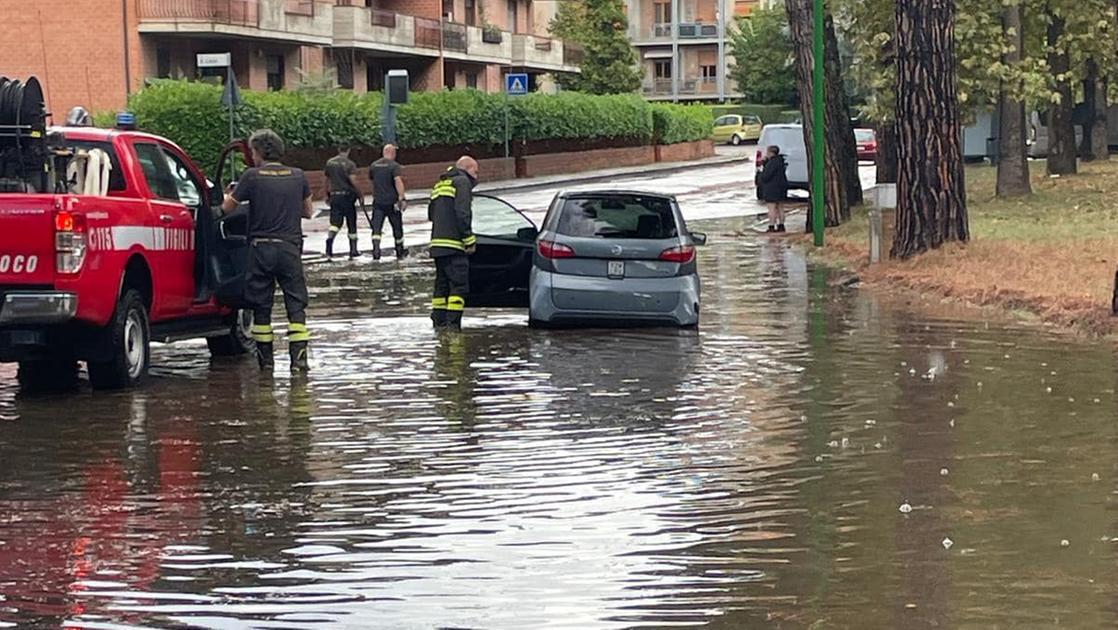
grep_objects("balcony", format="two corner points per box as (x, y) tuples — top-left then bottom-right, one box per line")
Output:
(677, 22), (719, 39)
(512, 34), (579, 72)
(443, 21), (468, 53)
(138, 0), (333, 45)
(643, 76), (720, 99)
(332, 4), (419, 53)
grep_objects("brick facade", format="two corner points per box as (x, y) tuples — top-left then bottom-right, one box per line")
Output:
(0, 0), (143, 115)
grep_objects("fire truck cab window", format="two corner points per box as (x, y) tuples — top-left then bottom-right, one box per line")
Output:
(134, 142), (181, 202)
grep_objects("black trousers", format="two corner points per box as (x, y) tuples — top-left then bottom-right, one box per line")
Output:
(431, 254), (469, 328)
(328, 193), (358, 240)
(371, 203), (404, 244)
(246, 240), (310, 343)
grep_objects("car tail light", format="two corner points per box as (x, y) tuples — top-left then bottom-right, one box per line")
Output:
(55, 210), (87, 274)
(659, 245), (695, 264)
(755, 149), (764, 168)
(538, 239), (576, 259)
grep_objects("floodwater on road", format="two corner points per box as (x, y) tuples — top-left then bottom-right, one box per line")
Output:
(3, 218), (1118, 629)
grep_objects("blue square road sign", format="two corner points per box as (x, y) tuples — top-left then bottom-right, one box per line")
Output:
(505, 73), (529, 96)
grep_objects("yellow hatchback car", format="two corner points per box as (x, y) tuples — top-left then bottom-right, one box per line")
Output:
(711, 114), (764, 145)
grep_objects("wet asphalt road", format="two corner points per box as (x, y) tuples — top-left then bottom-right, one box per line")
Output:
(5, 165), (1118, 629)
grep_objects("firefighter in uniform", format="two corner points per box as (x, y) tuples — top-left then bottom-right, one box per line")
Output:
(324, 145), (361, 259)
(369, 143), (408, 260)
(222, 129), (314, 372)
(429, 156), (479, 331)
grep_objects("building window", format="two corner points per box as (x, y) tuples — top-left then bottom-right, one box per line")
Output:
(466, 72), (479, 89)
(654, 60), (672, 79)
(442, 0), (454, 20)
(701, 64), (717, 79)
(654, 1), (671, 24)
(267, 55), (285, 91)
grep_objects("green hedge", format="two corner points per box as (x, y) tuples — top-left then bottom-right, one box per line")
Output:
(510, 92), (653, 142)
(652, 103), (714, 144)
(118, 80), (704, 172)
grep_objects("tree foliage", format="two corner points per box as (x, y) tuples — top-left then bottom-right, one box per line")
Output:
(728, 8), (797, 106)
(549, 0), (643, 94)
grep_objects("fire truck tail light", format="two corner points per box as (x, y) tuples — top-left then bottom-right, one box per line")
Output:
(55, 211), (87, 274)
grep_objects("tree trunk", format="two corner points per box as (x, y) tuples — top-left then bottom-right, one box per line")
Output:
(1081, 59), (1110, 162)
(891, 0), (968, 259)
(875, 121), (898, 184)
(996, 1), (1031, 197)
(785, 0), (850, 229)
(1046, 11), (1078, 175)
(825, 10), (863, 212)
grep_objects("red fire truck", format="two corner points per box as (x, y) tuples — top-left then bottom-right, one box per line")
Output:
(0, 77), (256, 390)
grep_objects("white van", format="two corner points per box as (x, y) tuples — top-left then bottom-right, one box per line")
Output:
(756, 124), (809, 192)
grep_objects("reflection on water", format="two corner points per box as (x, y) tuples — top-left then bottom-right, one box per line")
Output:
(1, 219), (1118, 629)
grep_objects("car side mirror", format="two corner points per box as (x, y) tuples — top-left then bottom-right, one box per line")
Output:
(517, 226), (539, 242)
(690, 231), (708, 246)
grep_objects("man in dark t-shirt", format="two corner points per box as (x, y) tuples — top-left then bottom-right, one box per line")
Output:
(368, 143), (408, 260)
(222, 129), (314, 373)
(324, 146), (361, 258)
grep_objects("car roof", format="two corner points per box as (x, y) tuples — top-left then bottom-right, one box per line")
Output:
(762, 124), (803, 130)
(556, 189), (678, 201)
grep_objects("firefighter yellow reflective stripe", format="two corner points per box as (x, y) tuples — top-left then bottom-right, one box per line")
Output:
(447, 296), (465, 311)
(431, 180), (457, 200)
(348, 233), (358, 241)
(288, 322), (311, 342)
(430, 238), (466, 251)
(251, 324), (274, 343)
(328, 225), (340, 234)
(432, 297), (448, 310)
(371, 233), (383, 241)
(462, 234), (477, 247)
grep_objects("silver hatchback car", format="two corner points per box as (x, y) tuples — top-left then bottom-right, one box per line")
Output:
(464, 191), (705, 327)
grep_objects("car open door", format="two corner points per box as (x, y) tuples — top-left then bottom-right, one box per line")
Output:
(468, 194), (537, 308)
(203, 141), (254, 308)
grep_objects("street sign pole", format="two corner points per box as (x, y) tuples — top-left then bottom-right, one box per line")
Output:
(812, 0), (825, 247)
(504, 73), (528, 159)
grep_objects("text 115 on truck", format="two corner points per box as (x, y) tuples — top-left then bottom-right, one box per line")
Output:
(0, 76), (258, 390)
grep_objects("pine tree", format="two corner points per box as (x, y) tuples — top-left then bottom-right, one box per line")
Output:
(891, 0), (969, 259)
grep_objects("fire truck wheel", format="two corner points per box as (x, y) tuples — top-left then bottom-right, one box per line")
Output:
(88, 289), (150, 390)
(207, 309), (255, 357)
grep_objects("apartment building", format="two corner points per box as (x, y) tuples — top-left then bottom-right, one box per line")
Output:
(0, 0), (581, 116)
(627, 0), (775, 102)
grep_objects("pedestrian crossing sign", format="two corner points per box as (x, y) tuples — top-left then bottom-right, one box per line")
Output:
(506, 73), (529, 96)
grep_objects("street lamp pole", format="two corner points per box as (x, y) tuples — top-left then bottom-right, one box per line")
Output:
(811, 0), (825, 247)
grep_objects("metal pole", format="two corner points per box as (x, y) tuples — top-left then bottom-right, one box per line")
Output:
(811, 0), (825, 247)
(504, 91), (510, 158)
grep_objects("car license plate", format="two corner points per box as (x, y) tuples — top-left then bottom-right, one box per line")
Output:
(608, 260), (625, 278)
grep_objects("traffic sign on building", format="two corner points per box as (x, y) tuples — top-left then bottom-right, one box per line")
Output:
(505, 73), (529, 96)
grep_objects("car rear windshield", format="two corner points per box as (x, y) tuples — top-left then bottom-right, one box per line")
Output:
(855, 129), (875, 142)
(556, 195), (679, 239)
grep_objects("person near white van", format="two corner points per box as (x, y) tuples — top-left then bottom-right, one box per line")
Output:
(757, 145), (790, 233)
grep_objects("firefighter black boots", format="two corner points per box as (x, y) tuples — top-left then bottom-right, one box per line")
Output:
(290, 341), (309, 373)
(372, 240), (382, 261)
(395, 243), (408, 259)
(349, 237), (359, 259)
(256, 342), (275, 371)
(325, 236), (335, 258)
